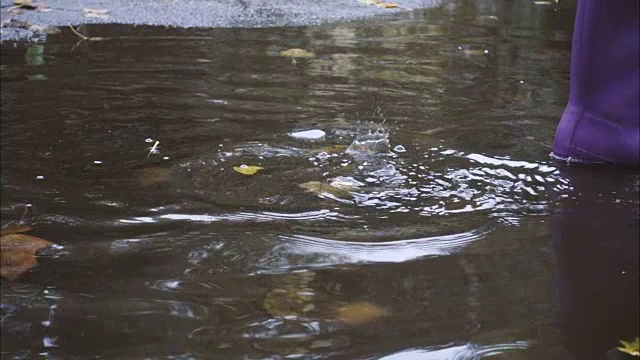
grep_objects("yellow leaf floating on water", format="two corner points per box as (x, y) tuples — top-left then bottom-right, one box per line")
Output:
(618, 338), (640, 357)
(233, 165), (264, 176)
(279, 48), (315, 58)
(1, 233), (53, 281)
(337, 301), (390, 325)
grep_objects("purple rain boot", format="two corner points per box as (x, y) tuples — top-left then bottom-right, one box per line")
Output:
(553, 0), (640, 166)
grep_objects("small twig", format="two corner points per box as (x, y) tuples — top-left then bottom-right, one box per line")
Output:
(147, 141), (160, 157)
(68, 25), (88, 40)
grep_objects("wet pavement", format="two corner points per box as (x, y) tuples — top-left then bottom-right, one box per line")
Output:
(1, 0), (439, 42)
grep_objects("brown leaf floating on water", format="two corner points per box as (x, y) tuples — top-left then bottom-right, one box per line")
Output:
(1, 233), (53, 281)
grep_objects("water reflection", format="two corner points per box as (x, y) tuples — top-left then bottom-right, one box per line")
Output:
(552, 166), (639, 360)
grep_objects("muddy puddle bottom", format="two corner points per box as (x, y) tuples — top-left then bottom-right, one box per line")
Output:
(1, 0), (638, 359)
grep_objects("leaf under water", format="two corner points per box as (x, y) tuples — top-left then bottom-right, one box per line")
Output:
(337, 301), (390, 325)
(0, 222), (33, 237)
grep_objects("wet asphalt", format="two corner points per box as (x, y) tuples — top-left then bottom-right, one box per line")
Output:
(1, 0), (441, 42)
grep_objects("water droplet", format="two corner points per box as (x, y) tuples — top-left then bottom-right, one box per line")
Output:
(393, 145), (407, 152)
(289, 129), (326, 140)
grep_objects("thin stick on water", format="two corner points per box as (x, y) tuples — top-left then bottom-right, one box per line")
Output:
(147, 141), (160, 157)
(68, 25), (89, 40)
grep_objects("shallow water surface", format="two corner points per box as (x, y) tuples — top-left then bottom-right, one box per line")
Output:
(1, 1), (638, 359)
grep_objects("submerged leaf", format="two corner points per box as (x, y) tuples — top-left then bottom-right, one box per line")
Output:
(299, 177), (363, 198)
(337, 301), (389, 325)
(618, 338), (640, 357)
(233, 165), (264, 176)
(1, 234), (53, 281)
(279, 48), (315, 58)
(299, 181), (349, 198)
(0, 222), (33, 237)
(135, 167), (172, 187)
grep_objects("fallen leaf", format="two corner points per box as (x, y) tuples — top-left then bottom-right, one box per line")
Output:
(83, 8), (110, 19)
(233, 165), (264, 176)
(13, 0), (36, 9)
(337, 301), (389, 325)
(135, 167), (172, 187)
(1, 233), (53, 281)
(83, 8), (110, 15)
(279, 48), (315, 59)
(618, 338), (640, 357)
(375, 2), (398, 8)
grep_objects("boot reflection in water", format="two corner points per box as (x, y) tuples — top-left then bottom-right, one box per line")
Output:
(553, 168), (639, 360)
(552, 0), (639, 166)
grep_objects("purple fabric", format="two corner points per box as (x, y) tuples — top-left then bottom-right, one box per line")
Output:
(553, 0), (640, 166)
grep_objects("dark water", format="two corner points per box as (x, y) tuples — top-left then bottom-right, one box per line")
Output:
(1, 1), (638, 359)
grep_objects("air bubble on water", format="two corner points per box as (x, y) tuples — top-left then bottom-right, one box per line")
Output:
(393, 145), (406, 152)
(93, 160), (102, 164)
(316, 152), (330, 160)
(163, 156), (170, 160)
(484, 49), (489, 54)
(145, 138), (153, 143)
(36, 175), (45, 180)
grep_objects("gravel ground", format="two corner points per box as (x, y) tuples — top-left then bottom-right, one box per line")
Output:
(1, 0), (441, 42)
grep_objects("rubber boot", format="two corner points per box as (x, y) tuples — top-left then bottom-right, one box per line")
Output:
(553, 0), (640, 166)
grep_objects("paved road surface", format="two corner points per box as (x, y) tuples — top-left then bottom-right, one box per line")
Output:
(1, 0), (441, 42)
